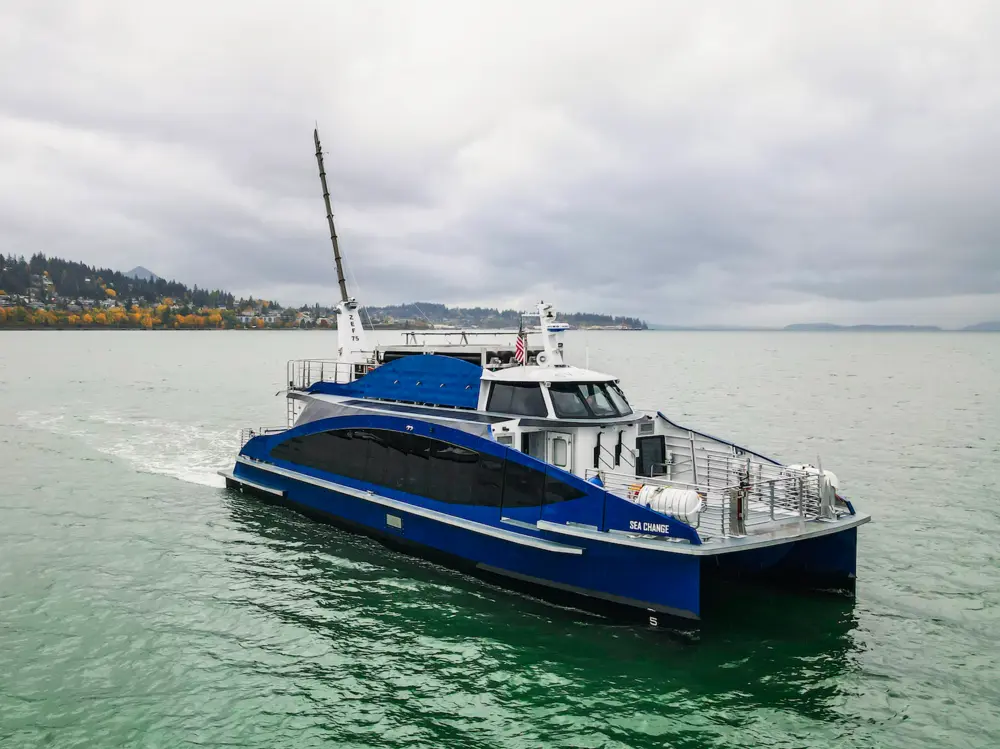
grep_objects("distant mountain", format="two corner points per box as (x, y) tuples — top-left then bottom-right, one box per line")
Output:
(962, 321), (1000, 331)
(124, 266), (160, 282)
(784, 323), (942, 332)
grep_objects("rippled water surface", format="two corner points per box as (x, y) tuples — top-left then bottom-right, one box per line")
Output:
(1, 330), (998, 748)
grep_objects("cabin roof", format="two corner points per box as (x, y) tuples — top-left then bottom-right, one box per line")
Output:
(480, 364), (615, 383)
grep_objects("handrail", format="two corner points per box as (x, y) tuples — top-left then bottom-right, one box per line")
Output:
(588, 466), (825, 541)
(402, 330), (519, 345)
(239, 426), (287, 449)
(286, 359), (376, 391)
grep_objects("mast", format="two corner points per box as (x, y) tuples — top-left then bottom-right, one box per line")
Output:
(314, 127), (349, 303)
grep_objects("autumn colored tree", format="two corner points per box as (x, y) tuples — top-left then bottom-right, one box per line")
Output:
(82, 313), (93, 324)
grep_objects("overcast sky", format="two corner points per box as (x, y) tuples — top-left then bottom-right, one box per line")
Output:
(3, 1), (999, 326)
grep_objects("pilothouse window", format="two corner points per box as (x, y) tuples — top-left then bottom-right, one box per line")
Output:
(548, 382), (633, 418)
(487, 382), (547, 417)
(606, 383), (633, 415)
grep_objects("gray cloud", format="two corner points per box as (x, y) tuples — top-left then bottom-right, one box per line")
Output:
(2, 0), (1000, 325)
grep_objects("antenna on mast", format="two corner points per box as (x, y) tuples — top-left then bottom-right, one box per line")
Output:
(314, 127), (349, 303)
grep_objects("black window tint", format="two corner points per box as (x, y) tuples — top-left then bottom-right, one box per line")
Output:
(502, 460), (546, 508)
(548, 384), (590, 418)
(607, 383), (633, 416)
(426, 442), (478, 504)
(487, 383), (547, 417)
(271, 428), (507, 507)
(379, 430), (408, 492)
(359, 429), (388, 486)
(548, 382), (630, 418)
(578, 383), (617, 417)
(545, 472), (587, 505)
(473, 454), (504, 507)
(337, 430), (368, 479)
(397, 433), (430, 497)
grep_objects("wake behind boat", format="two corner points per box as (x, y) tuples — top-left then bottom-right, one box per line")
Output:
(221, 130), (870, 624)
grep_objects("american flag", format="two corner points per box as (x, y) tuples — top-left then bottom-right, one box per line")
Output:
(515, 320), (527, 364)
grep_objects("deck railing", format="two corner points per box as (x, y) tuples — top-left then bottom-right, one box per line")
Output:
(239, 426), (287, 449)
(286, 359), (376, 391)
(588, 463), (826, 540)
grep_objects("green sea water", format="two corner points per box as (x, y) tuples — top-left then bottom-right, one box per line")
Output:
(1, 330), (998, 748)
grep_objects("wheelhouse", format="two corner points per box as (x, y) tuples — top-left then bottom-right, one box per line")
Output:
(478, 366), (634, 422)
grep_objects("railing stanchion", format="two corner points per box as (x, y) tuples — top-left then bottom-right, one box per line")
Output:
(689, 432), (698, 485)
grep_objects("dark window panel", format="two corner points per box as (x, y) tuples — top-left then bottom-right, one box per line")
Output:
(501, 460), (546, 508)
(473, 454), (504, 507)
(544, 472), (587, 505)
(271, 428), (508, 508)
(487, 383), (547, 417)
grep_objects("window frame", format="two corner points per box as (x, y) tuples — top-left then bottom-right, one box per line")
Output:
(486, 381), (549, 417)
(547, 381), (632, 419)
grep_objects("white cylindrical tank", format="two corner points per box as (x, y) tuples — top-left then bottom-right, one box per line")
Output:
(635, 485), (702, 525)
(787, 464), (839, 491)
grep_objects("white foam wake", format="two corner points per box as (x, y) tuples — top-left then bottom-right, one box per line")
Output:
(18, 409), (236, 488)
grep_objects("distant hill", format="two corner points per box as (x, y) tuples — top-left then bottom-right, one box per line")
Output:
(647, 324), (774, 331)
(124, 266), (160, 282)
(784, 323), (942, 332)
(366, 302), (646, 329)
(0, 253), (237, 308)
(962, 321), (1000, 331)
(0, 254), (644, 327)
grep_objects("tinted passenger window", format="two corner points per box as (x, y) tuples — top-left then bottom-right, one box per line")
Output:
(271, 428), (503, 507)
(545, 472), (586, 504)
(358, 429), (388, 486)
(381, 431), (429, 495)
(427, 442), (478, 504)
(487, 383), (547, 417)
(501, 460), (545, 508)
(332, 430), (368, 479)
(473, 454), (504, 507)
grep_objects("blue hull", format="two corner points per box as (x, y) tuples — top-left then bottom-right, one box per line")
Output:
(228, 459), (859, 624)
(229, 460), (702, 621)
(704, 526), (858, 592)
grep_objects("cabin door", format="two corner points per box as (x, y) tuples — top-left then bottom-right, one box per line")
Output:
(636, 435), (666, 477)
(545, 432), (574, 473)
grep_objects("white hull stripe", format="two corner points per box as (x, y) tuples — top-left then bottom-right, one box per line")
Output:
(219, 471), (285, 497)
(537, 513), (871, 557)
(231, 456), (584, 555)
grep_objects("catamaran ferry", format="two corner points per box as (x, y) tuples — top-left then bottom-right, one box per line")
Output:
(221, 130), (870, 624)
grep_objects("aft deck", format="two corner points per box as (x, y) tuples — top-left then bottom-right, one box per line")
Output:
(590, 456), (851, 544)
